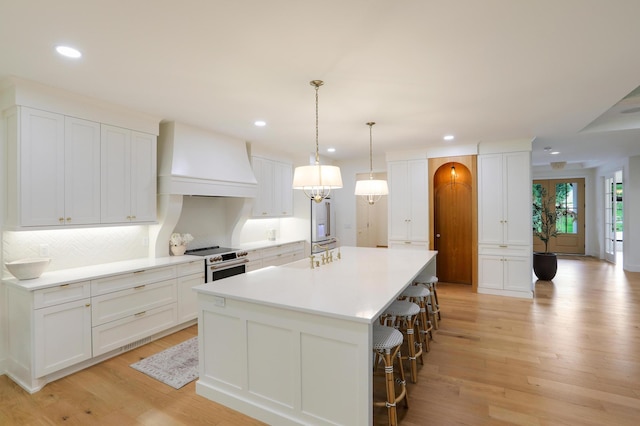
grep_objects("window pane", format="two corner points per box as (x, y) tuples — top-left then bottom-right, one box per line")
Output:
(555, 182), (577, 234)
(532, 184), (543, 233)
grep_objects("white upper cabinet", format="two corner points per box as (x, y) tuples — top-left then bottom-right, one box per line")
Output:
(101, 124), (156, 224)
(251, 156), (293, 217)
(6, 107), (101, 227)
(478, 152), (531, 245)
(388, 159), (429, 246)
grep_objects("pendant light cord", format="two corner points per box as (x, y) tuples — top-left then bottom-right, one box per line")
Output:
(367, 122), (375, 179)
(311, 80), (324, 165)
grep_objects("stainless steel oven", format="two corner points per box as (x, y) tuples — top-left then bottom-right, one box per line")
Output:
(184, 246), (248, 282)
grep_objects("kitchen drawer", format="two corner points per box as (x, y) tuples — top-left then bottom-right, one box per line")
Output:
(178, 260), (204, 277)
(92, 279), (177, 326)
(263, 253), (295, 268)
(479, 244), (529, 257)
(244, 249), (262, 262)
(246, 260), (263, 272)
(91, 265), (176, 296)
(262, 242), (297, 258)
(92, 303), (178, 356)
(34, 281), (91, 309)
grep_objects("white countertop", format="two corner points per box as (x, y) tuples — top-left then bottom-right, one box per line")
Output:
(194, 246), (437, 323)
(2, 255), (202, 291)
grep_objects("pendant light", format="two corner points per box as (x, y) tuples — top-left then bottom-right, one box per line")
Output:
(354, 122), (388, 205)
(292, 80), (343, 203)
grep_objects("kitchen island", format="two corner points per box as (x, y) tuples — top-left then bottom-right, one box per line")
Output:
(193, 246), (437, 425)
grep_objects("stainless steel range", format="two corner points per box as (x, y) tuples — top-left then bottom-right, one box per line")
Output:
(184, 246), (248, 282)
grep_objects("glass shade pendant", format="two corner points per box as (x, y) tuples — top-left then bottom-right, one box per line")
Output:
(355, 122), (388, 205)
(293, 80), (343, 203)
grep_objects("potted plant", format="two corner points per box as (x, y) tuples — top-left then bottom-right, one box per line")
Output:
(170, 233), (194, 256)
(532, 187), (558, 280)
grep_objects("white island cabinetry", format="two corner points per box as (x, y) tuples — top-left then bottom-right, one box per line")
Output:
(194, 246), (437, 425)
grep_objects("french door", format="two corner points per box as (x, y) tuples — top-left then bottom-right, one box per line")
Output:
(533, 178), (585, 254)
(604, 174), (618, 263)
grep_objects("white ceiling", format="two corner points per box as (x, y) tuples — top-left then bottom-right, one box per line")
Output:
(2, 0), (640, 168)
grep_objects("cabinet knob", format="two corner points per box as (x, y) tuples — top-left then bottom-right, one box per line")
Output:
(66, 217), (71, 222)
(59, 217), (64, 223)
(126, 215), (131, 220)
(131, 215), (136, 220)
(85, 303), (91, 307)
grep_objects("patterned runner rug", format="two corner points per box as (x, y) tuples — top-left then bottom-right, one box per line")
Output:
(130, 337), (198, 389)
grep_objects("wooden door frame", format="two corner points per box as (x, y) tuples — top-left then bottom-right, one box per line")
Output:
(428, 156), (478, 291)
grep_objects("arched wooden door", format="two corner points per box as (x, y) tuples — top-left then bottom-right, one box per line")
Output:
(434, 162), (473, 284)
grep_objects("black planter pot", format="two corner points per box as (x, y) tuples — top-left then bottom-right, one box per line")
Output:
(533, 252), (557, 281)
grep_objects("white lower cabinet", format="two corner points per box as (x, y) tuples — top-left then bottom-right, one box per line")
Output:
(177, 260), (205, 323)
(3, 260), (199, 393)
(34, 285), (92, 378)
(478, 245), (532, 298)
(92, 304), (178, 356)
(261, 241), (305, 268)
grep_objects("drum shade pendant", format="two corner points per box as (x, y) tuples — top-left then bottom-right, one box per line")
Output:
(293, 80), (343, 203)
(354, 122), (388, 205)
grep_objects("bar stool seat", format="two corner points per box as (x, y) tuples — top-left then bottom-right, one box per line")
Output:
(400, 285), (433, 352)
(414, 275), (440, 329)
(372, 324), (408, 426)
(382, 300), (422, 383)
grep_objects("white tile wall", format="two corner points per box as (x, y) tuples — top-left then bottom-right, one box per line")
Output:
(2, 226), (149, 277)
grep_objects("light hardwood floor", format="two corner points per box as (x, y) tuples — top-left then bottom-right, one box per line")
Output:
(1, 255), (639, 425)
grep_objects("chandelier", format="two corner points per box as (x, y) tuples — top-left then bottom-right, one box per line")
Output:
(292, 80), (343, 203)
(354, 122), (388, 205)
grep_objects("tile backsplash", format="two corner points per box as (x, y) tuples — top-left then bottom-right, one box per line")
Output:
(2, 226), (149, 277)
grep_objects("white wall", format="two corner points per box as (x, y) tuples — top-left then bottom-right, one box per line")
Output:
(332, 155), (388, 247)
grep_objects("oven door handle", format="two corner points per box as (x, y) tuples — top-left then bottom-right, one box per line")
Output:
(209, 258), (249, 270)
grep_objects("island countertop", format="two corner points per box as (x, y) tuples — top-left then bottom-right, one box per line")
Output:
(193, 246), (437, 323)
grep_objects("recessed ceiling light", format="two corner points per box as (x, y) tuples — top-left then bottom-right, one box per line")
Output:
(550, 151), (560, 155)
(55, 45), (82, 58)
(443, 134), (454, 141)
(327, 148), (336, 153)
(254, 120), (266, 127)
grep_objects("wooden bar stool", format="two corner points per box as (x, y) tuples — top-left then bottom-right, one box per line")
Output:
(373, 324), (408, 426)
(415, 275), (440, 329)
(399, 285), (433, 352)
(382, 300), (422, 383)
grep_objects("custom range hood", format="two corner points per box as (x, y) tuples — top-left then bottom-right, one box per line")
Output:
(157, 121), (257, 197)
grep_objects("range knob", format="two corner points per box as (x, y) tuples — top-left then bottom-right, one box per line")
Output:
(238, 251), (248, 257)
(210, 256), (223, 262)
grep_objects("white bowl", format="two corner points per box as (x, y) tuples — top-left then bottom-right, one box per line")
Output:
(5, 258), (51, 280)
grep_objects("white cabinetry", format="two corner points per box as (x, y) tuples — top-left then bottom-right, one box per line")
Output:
(262, 241), (305, 267)
(5, 107), (101, 227)
(33, 282), (92, 378)
(176, 260), (205, 323)
(478, 151), (532, 298)
(91, 266), (177, 355)
(388, 159), (428, 248)
(240, 241), (305, 271)
(251, 156), (293, 217)
(101, 124), (157, 224)
(3, 259), (199, 393)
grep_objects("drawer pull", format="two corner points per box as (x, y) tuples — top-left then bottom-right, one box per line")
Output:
(85, 303), (91, 307)
(135, 311), (146, 317)
(499, 245), (508, 248)
(134, 285), (146, 290)
(60, 284), (70, 288)
(133, 270), (145, 274)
